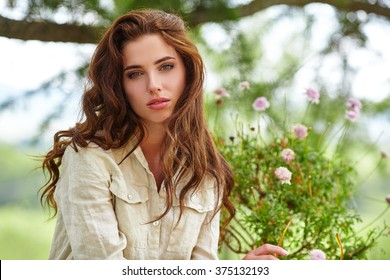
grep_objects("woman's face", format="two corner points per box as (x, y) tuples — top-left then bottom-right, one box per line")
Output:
(122, 34), (186, 128)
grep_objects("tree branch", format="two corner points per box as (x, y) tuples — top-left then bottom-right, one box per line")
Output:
(1, 1), (389, 43)
(189, 0), (390, 25)
(0, 15), (105, 43)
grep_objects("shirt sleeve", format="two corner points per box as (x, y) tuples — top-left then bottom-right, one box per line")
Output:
(190, 209), (221, 260)
(55, 145), (127, 259)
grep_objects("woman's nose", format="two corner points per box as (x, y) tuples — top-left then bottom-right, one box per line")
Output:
(147, 73), (161, 94)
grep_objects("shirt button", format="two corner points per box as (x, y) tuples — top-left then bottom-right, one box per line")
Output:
(127, 194), (133, 200)
(153, 221), (160, 226)
(197, 204), (203, 211)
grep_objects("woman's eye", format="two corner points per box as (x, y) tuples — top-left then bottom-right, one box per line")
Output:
(160, 64), (174, 71)
(127, 71), (142, 79)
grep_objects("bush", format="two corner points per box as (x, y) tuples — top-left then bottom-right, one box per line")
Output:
(213, 84), (389, 260)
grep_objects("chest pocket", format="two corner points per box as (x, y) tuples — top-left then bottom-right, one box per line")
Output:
(110, 179), (149, 206)
(109, 178), (150, 249)
(166, 188), (215, 253)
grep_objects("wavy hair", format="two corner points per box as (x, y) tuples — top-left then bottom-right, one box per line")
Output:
(41, 9), (235, 224)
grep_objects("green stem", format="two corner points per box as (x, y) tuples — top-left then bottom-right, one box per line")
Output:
(316, 122), (331, 150)
(356, 205), (390, 234)
(320, 122), (346, 154)
(283, 91), (288, 132)
(256, 114), (265, 146)
(355, 158), (383, 190)
(333, 121), (350, 158)
(301, 102), (312, 124)
(262, 113), (278, 140)
(214, 106), (221, 138)
(351, 130), (384, 166)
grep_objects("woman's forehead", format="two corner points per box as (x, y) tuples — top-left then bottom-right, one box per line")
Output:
(122, 34), (179, 65)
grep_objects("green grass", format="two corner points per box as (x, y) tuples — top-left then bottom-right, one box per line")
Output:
(0, 206), (55, 259)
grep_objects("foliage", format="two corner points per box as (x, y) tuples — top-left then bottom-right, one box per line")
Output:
(0, 206), (54, 259)
(213, 84), (389, 260)
(0, 144), (43, 207)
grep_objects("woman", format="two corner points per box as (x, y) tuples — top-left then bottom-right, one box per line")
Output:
(41, 9), (288, 260)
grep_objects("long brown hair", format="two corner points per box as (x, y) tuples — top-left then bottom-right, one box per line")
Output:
(41, 9), (235, 224)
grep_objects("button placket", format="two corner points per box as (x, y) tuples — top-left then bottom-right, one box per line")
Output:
(148, 185), (162, 252)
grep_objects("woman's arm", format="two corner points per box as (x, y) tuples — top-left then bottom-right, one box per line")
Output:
(190, 210), (220, 259)
(53, 145), (127, 259)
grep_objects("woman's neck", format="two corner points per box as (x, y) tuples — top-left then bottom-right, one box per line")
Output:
(140, 123), (166, 190)
(140, 123), (166, 152)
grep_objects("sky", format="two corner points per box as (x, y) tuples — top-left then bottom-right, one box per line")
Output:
(0, 39), (95, 145)
(0, 2), (389, 150)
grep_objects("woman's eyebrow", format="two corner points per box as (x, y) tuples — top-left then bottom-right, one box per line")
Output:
(124, 56), (176, 71)
(154, 56), (175, 65)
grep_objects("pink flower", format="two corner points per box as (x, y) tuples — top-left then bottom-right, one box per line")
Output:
(281, 148), (295, 163)
(347, 97), (362, 110)
(386, 195), (390, 204)
(381, 151), (388, 159)
(293, 124), (308, 139)
(239, 81), (250, 90)
(345, 97), (362, 122)
(345, 109), (360, 122)
(309, 249), (326, 260)
(252, 97), (270, 111)
(214, 88), (229, 97)
(274, 167), (292, 185)
(305, 88), (320, 104)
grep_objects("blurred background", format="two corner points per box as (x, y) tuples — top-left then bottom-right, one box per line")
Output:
(0, 0), (389, 259)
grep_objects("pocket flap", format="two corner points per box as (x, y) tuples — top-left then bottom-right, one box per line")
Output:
(110, 177), (149, 204)
(173, 187), (215, 213)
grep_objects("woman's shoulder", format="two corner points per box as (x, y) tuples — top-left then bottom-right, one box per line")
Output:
(61, 141), (118, 170)
(63, 141), (110, 157)
(62, 137), (137, 167)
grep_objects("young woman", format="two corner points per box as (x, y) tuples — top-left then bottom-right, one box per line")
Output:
(41, 9), (288, 260)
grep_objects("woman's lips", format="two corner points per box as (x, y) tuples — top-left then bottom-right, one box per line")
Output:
(147, 97), (171, 110)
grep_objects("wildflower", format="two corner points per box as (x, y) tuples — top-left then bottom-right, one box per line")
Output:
(252, 97), (270, 111)
(347, 97), (362, 110)
(309, 249), (326, 260)
(215, 98), (223, 106)
(381, 151), (388, 159)
(345, 97), (362, 122)
(293, 124), (308, 139)
(305, 88), (320, 104)
(274, 167), (292, 185)
(214, 88), (229, 97)
(281, 148), (295, 163)
(239, 81), (250, 90)
(386, 195), (390, 204)
(345, 109), (360, 122)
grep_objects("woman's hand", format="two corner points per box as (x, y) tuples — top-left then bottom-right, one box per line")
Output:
(243, 244), (289, 260)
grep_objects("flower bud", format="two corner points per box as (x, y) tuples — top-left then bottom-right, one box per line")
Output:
(309, 249), (326, 260)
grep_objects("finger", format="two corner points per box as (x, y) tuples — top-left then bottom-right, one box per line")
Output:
(253, 244), (289, 257)
(253, 255), (280, 260)
(243, 251), (280, 260)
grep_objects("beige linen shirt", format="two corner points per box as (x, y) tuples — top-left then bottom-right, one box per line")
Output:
(48, 138), (220, 260)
